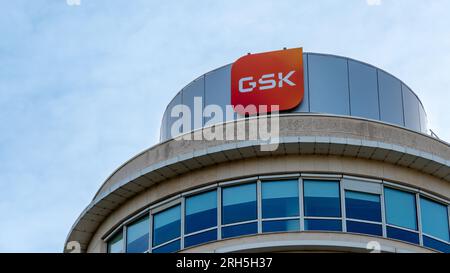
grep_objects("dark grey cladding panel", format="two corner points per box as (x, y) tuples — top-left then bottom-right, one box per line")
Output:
(182, 75), (205, 133)
(402, 84), (421, 132)
(160, 53), (428, 141)
(348, 60), (380, 120)
(378, 70), (404, 127)
(308, 54), (350, 116)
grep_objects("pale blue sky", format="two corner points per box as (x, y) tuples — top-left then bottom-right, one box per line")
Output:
(1, 0), (449, 252)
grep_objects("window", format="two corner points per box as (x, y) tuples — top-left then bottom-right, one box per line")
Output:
(108, 231), (123, 253)
(222, 183), (257, 238)
(126, 216), (149, 253)
(262, 180), (299, 219)
(420, 197), (449, 247)
(185, 190), (217, 233)
(184, 190), (217, 248)
(304, 180), (341, 231)
(152, 205), (181, 252)
(304, 180), (341, 217)
(345, 191), (382, 236)
(304, 219), (342, 231)
(262, 219), (300, 233)
(222, 183), (257, 225)
(384, 187), (419, 244)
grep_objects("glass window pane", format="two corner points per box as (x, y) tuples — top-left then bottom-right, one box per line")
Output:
(420, 197), (449, 241)
(345, 191), (381, 222)
(384, 188), (417, 230)
(402, 85), (421, 132)
(182, 76), (205, 132)
(423, 236), (450, 253)
(166, 92), (182, 139)
(126, 216), (149, 253)
(346, 221), (382, 237)
(204, 64), (235, 123)
(185, 190), (217, 234)
(222, 183), (257, 225)
(304, 219), (342, 232)
(348, 60), (380, 120)
(386, 226), (420, 245)
(304, 180), (341, 217)
(152, 239), (180, 253)
(262, 180), (299, 219)
(222, 222), (258, 239)
(153, 205), (181, 247)
(108, 232), (123, 253)
(378, 70), (404, 126)
(308, 54), (350, 115)
(184, 229), (217, 248)
(262, 219), (299, 233)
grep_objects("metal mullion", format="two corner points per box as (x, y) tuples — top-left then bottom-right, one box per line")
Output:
(185, 226), (218, 238)
(380, 186), (387, 238)
(221, 220), (258, 228)
(257, 180), (262, 234)
(385, 224), (419, 234)
(122, 226), (127, 253)
(152, 237), (181, 250)
(148, 212), (153, 253)
(299, 177), (304, 231)
(217, 187), (222, 240)
(262, 216), (300, 222)
(345, 218), (383, 225)
(340, 180), (346, 232)
(416, 193), (423, 246)
(180, 197), (185, 250)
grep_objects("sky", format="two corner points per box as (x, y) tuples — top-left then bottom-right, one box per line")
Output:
(1, 0), (449, 252)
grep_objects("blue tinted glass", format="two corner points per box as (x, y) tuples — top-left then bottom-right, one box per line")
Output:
(185, 190), (217, 234)
(345, 191), (381, 222)
(222, 222), (258, 239)
(384, 188), (417, 230)
(304, 180), (341, 217)
(419, 104), (427, 133)
(108, 232), (123, 253)
(348, 60), (380, 120)
(182, 76), (204, 132)
(153, 205), (181, 246)
(420, 197), (449, 241)
(308, 54), (350, 115)
(423, 236), (450, 253)
(378, 71), (404, 126)
(346, 221), (383, 237)
(305, 219), (342, 231)
(167, 92), (182, 139)
(152, 239), (180, 253)
(204, 65), (235, 123)
(402, 85), (421, 132)
(387, 226), (420, 245)
(184, 229), (217, 248)
(222, 183), (257, 225)
(262, 219), (300, 233)
(262, 180), (299, 219)
(126, 216), (149, 253)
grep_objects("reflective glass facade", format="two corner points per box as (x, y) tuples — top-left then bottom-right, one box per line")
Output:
(160, 53), (428, 141)
(108, 174), (450, 253)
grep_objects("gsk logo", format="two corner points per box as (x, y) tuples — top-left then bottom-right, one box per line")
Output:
(231, 48), (304, 115)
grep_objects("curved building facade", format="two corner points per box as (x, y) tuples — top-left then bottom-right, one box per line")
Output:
(65, 49), (450, 253)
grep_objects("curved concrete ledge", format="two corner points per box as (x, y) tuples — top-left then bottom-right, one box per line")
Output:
(65, 114), (450, 252)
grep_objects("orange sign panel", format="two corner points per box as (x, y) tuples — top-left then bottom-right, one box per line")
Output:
(231, 48), (304, 115)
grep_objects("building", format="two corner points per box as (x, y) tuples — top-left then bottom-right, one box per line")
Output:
(65, 48), (450, 253)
